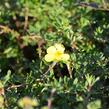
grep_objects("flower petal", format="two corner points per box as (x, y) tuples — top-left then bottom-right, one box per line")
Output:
(44, 54), (54, 62)
(47, 46), (56, 54)
(61, 54), (70, 61)
(54, 43), (65, 53)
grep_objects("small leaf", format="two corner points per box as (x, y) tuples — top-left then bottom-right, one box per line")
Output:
(3, 70), (11, 85)
(87, 100), (101, 109)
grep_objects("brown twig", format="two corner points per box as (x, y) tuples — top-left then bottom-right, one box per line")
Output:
(78, 2), (109, 11)
(24, 7), (29, 30)
(6, 84), (26, 91)
(0, 25), (19, 37)
(47, 89), (56, 109)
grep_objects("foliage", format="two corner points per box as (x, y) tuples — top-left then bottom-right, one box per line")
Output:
(0, 0), (109, 109)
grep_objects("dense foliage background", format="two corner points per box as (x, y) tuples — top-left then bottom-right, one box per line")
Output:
(0, 0), (109, 109)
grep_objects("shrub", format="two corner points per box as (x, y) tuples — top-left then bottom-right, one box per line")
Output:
(0, 0), (109, 109)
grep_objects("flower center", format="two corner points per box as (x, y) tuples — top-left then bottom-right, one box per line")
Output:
(54, 51), (63, 60)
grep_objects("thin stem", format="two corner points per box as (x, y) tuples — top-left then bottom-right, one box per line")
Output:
(47, 89), (56, 109)
(42, 62), (57, 78)
(102, 0), (107, 9)
(66, 62), (72, 78)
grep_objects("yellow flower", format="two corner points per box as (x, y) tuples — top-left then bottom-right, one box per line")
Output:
(41, 106), (48, 109)
(0, 96), (4, 108)
(18, 97), (38, 108)
(45, 43), (70, 62)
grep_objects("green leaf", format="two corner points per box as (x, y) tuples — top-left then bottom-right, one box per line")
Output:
(3, 70), (11, 85)
(87, 100), (101, 109)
